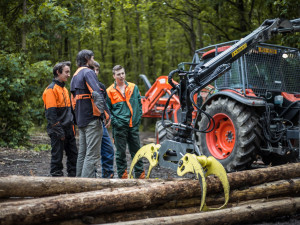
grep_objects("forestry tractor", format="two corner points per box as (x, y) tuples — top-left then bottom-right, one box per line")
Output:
(129, 18), (300, 211)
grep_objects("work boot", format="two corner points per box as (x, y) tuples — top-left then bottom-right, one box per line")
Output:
(121, 169), (128, 179)
(68, 172), (76, 177)
(51, 171), (63, 177)
(102, 171), (114, 179)
(138, 171), (145, 179)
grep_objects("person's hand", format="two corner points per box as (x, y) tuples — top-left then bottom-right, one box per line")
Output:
(105, 118), (111, 129)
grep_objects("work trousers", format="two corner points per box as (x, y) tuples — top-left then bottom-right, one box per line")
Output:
(113, 125), (143, 178)
(101, 123), (114, 178)
(49, 125), (78, 177)
(77, 119), (102, 178)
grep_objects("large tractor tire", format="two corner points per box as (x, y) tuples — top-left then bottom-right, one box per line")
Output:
(195, 97), (260, 172)
(155, 120), (175, 144)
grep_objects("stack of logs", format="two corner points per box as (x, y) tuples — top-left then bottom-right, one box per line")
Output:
(0, 163), (300, 225)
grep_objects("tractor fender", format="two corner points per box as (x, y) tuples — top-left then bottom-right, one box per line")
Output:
(200, 91), (266, 110)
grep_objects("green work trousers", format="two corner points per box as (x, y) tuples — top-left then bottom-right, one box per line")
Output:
(113, 125), (143, 178)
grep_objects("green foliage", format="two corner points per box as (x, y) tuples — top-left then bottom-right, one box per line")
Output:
(33, 144), (51, 152)
(0, 51), (52, 147)
(0, 0), (299, 146)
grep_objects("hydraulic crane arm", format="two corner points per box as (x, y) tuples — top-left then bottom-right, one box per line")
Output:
(191, 18), (300, 90)
(128, 18), (299, 212)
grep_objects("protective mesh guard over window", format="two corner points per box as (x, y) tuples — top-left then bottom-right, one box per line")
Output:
(215, 44), (300, 96)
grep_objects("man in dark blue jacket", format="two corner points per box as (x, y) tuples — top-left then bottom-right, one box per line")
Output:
(94, 61), (114, 178)
(70, 50), (109, 178)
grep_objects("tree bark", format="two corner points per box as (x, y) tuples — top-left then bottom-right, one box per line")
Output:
(212, 162), (300, 192)
(1, 163), (299, 199)
(44, 197), (297, 225)
(1, 163), (300, 225)
(0, 176), (164, 198)
(0, 180), (201, 225)
(105, 197), (300, 225)
(157, 178), (300, 209)
(21, 0), (27, 51)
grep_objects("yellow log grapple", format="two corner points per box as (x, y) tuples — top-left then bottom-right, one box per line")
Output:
(129, 143), (230, 211)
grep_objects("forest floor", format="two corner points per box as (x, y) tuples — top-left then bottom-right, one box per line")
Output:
(0, 131), (299, 225)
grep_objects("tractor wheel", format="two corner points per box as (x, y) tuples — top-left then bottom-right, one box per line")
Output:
(195, 97), (260, 172)
(155, 120), (175, 144)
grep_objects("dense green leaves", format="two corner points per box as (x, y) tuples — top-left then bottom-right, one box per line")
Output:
(0, 0), (299, 146)
(0, 52), (51, 147)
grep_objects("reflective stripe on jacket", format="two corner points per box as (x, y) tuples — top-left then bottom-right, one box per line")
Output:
(106, 81), (142, 128)
(42, 79), (74, 138)
(70, 66), (109, 128)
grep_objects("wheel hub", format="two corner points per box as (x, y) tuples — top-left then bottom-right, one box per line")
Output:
(206, 113), (236, 160)
(225, 131), (234, 142)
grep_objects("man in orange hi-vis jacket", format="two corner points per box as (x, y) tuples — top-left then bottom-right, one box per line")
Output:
(106, 65), (144, 179)
(42, 61), (78, 177)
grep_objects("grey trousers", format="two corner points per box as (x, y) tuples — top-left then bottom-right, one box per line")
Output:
(76, 119), (103, 178)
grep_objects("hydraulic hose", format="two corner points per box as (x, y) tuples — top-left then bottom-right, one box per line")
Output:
(190, 87), (215, 133)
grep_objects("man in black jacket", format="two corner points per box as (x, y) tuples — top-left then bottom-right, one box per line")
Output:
(42, 61), (78, 177)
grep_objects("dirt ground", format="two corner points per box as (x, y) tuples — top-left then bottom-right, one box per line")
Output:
(0, 131), (300, 225)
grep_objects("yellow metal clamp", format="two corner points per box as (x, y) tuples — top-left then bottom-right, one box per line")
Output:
(177, 154), (207, 211)
(129, 145), (230, 211)
(178, 154), (230, 211)
(129, 143), (160, 179)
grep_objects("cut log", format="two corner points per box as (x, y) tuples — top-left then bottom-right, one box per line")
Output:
(105, 197), (300, 225)
(1, 163), (299, 198)
(0, 163), (300, 225)
(0, 175), (165, 198)
(157, 178), (300, 209)
(0, 180), (202, 225)
(208, 162), (300, 193)
(44, 197), (294, 225)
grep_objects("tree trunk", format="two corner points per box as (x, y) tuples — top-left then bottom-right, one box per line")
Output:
(21, 0), (27, 51)
(64, 37), (69, 59)
(106, 197), (300, 225)
(1, 163), (300, 199)
(222, 162), (300, 191)
(0, 180), (201, 225)
(43, 197), (297, 225)
(0, 176), (164, 198)
(109, 5), (116, 66)
(157, 178), (300, 209)
(134, 0), (145, 75)
(1, 163), (300, 225)
(120, 4), (131, 72)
